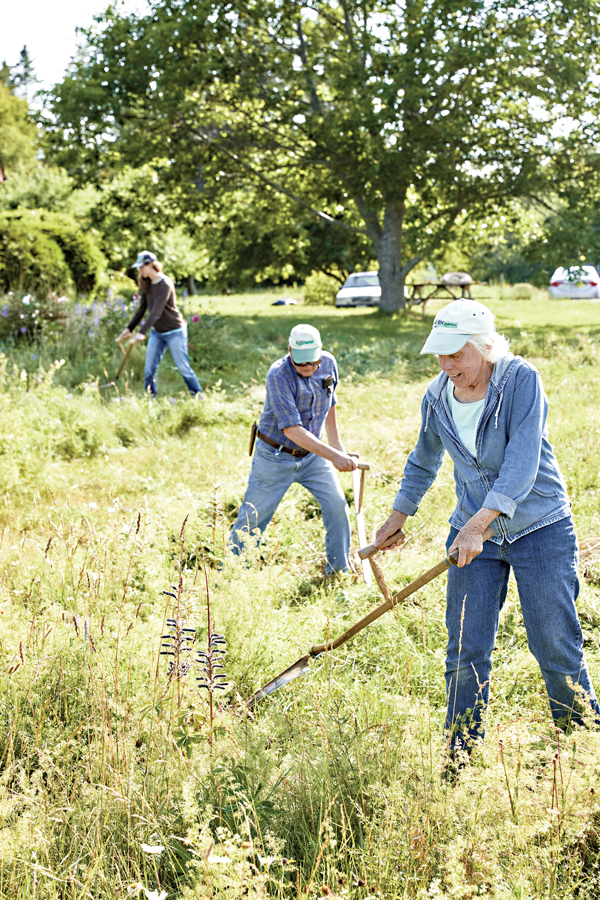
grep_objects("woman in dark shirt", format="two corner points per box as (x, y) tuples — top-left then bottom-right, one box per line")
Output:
(116, 250), (203, 397)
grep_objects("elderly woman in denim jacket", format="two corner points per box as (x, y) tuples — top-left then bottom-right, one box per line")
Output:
(374, 300), (599, 758)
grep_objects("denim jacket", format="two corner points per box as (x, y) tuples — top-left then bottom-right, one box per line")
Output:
(393, 354), (571, 543)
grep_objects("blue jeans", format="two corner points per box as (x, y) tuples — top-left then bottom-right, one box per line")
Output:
(144, 325), (202, 396)
(230, 439), (351, 574)
(445, 517), (600, 751)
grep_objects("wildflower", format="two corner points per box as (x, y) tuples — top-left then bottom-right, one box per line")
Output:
(133, 293), (139, 300)
(22, 295), (31, 306)
(1, 306), (8, 317)
(192, 315), (200, 323)
(183, 289), (188, 299)
(20, 327), (27, 334)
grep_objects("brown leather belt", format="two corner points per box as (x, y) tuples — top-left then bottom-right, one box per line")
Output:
(257, 431), (309, 457)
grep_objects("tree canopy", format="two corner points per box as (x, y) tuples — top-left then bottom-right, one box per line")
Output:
(0, 80), (38, 175)
(46, 0), (600, 309)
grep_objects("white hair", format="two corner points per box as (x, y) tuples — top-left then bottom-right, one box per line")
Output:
(466, 331), (511, 364)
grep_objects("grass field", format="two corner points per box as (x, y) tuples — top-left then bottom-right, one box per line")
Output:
(1, 285), (600, 898)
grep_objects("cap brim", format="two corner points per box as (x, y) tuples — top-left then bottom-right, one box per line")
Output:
(420, 332), (470, 355)
(132, 262), (143, 268)
(290, 346), (322, 363)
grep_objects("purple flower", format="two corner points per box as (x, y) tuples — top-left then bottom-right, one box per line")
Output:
(1, 306), (8, 318)
(192, 315), (200, 323)
(94, 318), (100, 326)
(133, 293), (138, 300)
(20, 327), (27, 333)
(183, 290), (188, 299)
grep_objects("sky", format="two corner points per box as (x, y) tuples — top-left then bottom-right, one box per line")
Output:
(0, 0), (143, 98)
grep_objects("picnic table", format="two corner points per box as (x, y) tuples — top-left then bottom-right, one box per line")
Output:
(406, 280), (476, 313)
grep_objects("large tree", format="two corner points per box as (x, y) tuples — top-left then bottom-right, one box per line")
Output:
(47, 0), (600, 310)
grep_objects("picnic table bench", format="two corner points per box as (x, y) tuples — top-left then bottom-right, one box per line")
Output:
(406, 280), (476, 313)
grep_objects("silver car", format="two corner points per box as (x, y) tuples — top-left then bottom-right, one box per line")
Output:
(335, 272), (381, 307)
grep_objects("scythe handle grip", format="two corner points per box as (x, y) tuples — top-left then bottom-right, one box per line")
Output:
(358, 529), (404, 560)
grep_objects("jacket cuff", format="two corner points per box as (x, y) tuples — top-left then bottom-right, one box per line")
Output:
(392, 493), (419, 516)
(483, 491), (517, 520)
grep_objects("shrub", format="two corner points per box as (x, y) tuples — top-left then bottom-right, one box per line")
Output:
(513, 282), (534, 300)
(0, 209), (105, 295)
(302, 271), (339, 305)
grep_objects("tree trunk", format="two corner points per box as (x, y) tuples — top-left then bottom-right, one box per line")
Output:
(186, 275), (197, 295)
(373, 202), (420, 313)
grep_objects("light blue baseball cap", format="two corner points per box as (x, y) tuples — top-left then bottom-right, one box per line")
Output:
(289, 324), (322, 363)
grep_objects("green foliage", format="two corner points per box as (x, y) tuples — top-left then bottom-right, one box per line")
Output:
(0, 209), (105, 294)
(47, 0), (600, 311)
(0, 80), (37, 175)
(303, 271), (338, 306)
(197, 188), (374, 290)
(0, 165), (75, 213)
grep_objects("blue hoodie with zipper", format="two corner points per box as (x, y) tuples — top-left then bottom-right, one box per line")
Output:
(393, 354), (571, 544)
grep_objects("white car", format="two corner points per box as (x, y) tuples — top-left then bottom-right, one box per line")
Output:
(335, 272), (381, 307)
(549, 266), (600, 299)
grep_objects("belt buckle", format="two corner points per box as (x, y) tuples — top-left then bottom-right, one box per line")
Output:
(292, 448), (302, 457)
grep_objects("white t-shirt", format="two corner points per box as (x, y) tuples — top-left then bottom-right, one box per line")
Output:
(446, 380), (485, 458)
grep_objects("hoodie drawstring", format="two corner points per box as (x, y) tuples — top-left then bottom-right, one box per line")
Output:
(424, 402), (432, 432)
(495, 391), (503, 429)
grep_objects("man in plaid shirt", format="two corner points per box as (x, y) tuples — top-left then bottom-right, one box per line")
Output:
(230, 324), (358, 574)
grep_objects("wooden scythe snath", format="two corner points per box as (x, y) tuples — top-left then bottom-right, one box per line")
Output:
(0, 158), (6, 182)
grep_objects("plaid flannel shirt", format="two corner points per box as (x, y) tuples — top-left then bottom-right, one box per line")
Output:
(258, 352), (338, 451)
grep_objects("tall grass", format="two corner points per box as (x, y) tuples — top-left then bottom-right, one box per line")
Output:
(0, 289), (599, 896)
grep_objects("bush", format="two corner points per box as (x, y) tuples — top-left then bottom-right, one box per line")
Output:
(302, 271), (339, 305)
(513, 282), (534, 300)
(0, 209), (105, 295)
